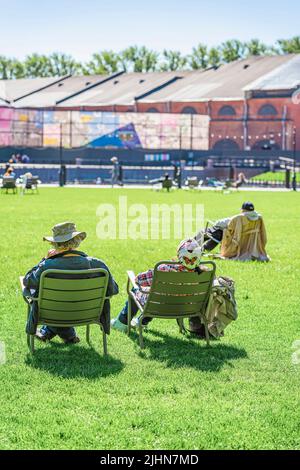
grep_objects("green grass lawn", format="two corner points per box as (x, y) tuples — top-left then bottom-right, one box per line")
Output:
(251, 171), (299, 182)
(251, 171), (285, 182)
(0, 188), (300, 450)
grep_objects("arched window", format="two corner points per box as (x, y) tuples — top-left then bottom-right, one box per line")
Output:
(213, 139), (240, 151)
(181, 106), (197, 115)
(218, 105), (236, 116)
(147, 107), (159, 113)
(258, 104), (277, 116)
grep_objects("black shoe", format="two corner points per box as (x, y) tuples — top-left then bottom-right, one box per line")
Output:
(63, 336), (80, 344)
(35, 330), (54, 342)
(188, 324), (216, 340)
(190, 326), (206, 339)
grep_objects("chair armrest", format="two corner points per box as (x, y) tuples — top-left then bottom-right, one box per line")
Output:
(127, 270), (150, 295)
(127, 270), (138, 290)
(128, 289), (144, 314)
(19, 276), (38, 301)
(19, 276), (25, 290)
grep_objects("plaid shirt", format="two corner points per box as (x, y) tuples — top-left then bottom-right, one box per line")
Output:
(135, 263), (190, 307)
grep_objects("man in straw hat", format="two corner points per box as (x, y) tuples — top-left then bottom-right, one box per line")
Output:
(22, 222), (118, 343)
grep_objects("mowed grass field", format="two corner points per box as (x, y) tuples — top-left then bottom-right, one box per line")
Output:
(0, 187), (300, 450)
(251, 171), (299, 182)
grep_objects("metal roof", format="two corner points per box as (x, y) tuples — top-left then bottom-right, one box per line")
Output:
(0, 96), (10, 105)
(137, 55), (296, 102)
(56, 72), (187, 107)
(244, 54), (300, 91)
(0, 77), (60, 102)
(1, 55), (299, 109)
(12, 75), (111, 108)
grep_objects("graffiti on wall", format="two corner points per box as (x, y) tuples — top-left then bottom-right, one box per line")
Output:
(0, 108), (43, 146)
(0, 107), (210, 150)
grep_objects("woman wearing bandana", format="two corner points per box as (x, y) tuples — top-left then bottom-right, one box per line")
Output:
(111, 238), (210, 336)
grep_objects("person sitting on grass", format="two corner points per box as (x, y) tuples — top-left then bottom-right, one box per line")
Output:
(22, 222), (119, 344)
(196, 201), (258, 250)
(111, 238), (209, 335)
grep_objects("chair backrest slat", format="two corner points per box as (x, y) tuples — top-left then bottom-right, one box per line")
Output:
(2, 177), (16, 189)
(151, 280), (211, 295)
(42, 288), (103, 301)
(148, 291), (207, 304)
(38, 269), (109, 326)
(146, 302), (205, 316)
(43, 276), (106, 291)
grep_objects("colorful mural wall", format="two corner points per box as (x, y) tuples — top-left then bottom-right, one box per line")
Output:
(0, 108), (43, 147)
(0, 108), (210, 150)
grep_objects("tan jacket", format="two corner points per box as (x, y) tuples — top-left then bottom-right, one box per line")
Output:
(220, 213), (269, 261)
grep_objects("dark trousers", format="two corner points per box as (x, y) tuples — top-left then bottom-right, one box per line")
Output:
(203, 227), (224, 251)
(23, 291), (76, 340)
(40, 325), (76, 340)
(118, 292), (152, 326)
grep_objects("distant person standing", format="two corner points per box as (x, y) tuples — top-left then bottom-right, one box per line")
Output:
(173, 162), (180, 187)
(111, 157), (123, 187)
(58, 165), (67, 187)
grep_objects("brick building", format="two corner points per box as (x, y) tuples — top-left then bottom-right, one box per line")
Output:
(1, 54), (300, 151)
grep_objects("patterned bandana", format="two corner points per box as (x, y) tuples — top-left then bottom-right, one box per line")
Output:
(177, 238), (203, 269)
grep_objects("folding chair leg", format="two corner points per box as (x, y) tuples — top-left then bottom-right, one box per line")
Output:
(138, 323), (145, 349)
(127, 296), (132, 336)
(102, 329), (108, 355)
(86, 325), (90, 344)
(203, 319), (210, 347)
(28, 335), (35, 354)
(177, 318), (185, 334)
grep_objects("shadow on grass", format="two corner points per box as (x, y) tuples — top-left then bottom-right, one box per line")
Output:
(25, 342), (124, 379)
(131, 329), (247, 372)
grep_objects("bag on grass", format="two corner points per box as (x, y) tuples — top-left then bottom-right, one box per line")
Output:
(188, 276), (238, 338)
(206, 276), (238, 338)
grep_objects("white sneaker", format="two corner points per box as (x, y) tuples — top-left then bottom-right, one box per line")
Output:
(130, 317), (146, 329)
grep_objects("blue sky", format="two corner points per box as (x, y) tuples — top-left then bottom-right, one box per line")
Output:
(1, 0), (299, 60)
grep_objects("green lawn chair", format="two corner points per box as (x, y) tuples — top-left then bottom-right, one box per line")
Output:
(20, 268), (110, 355)
(126, 261), (216, 349)
(21, 176), (40, 194)
(162, 179), (173, 192)
(1, 177), (17, 194)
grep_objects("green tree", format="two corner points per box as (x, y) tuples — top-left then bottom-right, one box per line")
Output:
(120, 46), (159, 72)
(160, 50), (188, 71)
(220, 40), (246, 63)
(277, 36), (300, 53)
(189, 43), (209, 69)
(0, 56), (25, 79)
(208, 47), (221, 67)
(23, 54), (53, 78)
(246, 39), (268, 56)
(84, 51), (121, 75)
(48, 52), (80, 76)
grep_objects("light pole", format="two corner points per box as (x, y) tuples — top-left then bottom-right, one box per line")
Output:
(292, 126), (297, 192)
(59, 123), (65, 187)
